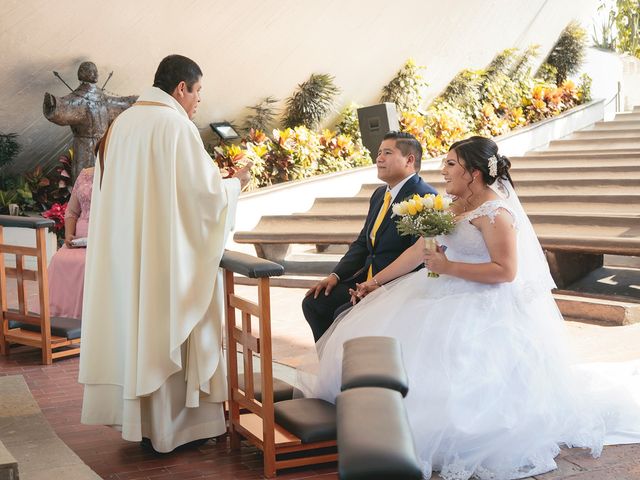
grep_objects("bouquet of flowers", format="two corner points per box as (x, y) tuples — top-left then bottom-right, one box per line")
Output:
(393, 193), (456, 277)
(42, 202), (68, 243)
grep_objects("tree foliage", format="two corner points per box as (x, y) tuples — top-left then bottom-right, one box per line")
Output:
(283, 74), (340, 129)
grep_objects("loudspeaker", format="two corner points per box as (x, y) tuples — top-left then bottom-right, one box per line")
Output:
(357, 103), (400, 160)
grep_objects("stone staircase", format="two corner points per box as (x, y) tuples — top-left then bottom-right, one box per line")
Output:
(234, 109), (640, 324)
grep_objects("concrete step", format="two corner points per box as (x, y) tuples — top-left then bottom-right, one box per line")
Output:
(614, 112), (640, 121)
(568, 129), (640, 140)
(307, 194), (640, 215)
(547, 137), (640, 151)
(357, 178), (640, 197)
(508, 154), (640, 169)
(592, 120), (640, 130)
(554, 292), (640, 325)
(522, 150), (640, 158)
(418, 166), (640, 182)
(236, 212), (640, 255)
(0, 441), (18, 480)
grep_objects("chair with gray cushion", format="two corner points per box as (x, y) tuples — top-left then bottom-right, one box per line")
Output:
(0, 215), (80, 364)
(221, 250), (337, 478)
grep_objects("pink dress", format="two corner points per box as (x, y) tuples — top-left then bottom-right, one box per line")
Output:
(48, 168), (93, 319)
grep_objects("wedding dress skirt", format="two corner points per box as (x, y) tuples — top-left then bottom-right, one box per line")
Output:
(308, 200), (640, 480)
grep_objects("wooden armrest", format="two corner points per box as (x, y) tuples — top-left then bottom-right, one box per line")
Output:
(220, 250), (284, 278)
(0, 215), (54, 229)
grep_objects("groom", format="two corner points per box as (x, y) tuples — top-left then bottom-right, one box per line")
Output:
(302, 131), (437, 341)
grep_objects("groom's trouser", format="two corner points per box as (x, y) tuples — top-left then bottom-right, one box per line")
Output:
(302, 281), (356, 342)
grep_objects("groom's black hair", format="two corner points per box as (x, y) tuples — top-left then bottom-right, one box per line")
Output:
(382, 131), (422, 171)
(153, 55), (203, 94)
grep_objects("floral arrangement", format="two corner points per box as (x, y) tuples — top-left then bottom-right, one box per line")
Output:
(393, 194), (456, 277)
(380, 58), (428, 112)
(208, 37), (591, 192)
(210, 126), (370, 190)
(42, 202), (68, 241)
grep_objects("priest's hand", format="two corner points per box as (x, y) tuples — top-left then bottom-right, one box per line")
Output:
(233, 162), (253, 190)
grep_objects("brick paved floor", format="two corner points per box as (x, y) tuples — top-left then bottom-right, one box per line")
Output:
(1, 282), (640, 479)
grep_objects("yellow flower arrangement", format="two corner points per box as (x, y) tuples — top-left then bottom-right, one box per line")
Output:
(393, 193), (456, 277)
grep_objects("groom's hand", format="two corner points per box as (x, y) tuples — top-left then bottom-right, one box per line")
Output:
(305, 274), (338, 298)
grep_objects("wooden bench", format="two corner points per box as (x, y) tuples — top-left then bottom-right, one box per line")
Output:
(221, 250), (337, 478)
(221, 251), (422, 477)
(234, 163), (640, 290)
(0, 215), (81, 365)
(337, 337), (421, 480)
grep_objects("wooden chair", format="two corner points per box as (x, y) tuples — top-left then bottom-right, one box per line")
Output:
(221, 250), (337, 478)
(0, 215), (81, 365)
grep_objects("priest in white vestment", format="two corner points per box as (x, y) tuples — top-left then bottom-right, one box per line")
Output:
(79, 55), (252, 452)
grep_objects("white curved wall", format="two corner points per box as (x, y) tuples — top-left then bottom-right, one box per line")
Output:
(0, 0), (597, 173)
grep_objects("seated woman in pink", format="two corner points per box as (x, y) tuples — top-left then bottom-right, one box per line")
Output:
(48, 167), (94, 319)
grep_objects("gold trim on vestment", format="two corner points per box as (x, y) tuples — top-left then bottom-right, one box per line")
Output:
(133, 101), (172, 107)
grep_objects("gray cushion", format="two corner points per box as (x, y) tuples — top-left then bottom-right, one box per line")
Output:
(341, 336), (409, 397)
(9, 316), (81, 340)
(274, 398), (336, 443)
(220, 250), (284, 278)
(337, 387), (422, 480)
(238, 373), (294, 403)
(0, 215), (54, 229)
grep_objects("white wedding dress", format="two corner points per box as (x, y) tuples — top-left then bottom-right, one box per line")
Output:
(308, 190), (640, 480)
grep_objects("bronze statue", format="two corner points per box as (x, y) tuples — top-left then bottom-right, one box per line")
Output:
(43, 61), (137, 180)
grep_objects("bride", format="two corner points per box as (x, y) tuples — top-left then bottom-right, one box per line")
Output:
(307, 136), (640, 480)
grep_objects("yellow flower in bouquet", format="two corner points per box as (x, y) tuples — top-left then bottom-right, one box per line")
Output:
(393, 194), (456, 277)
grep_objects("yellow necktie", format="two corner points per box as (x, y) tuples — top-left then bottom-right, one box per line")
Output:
(367, 191), (392, 280)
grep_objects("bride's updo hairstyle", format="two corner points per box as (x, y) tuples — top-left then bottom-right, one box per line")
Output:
(449, 136), (513, 187)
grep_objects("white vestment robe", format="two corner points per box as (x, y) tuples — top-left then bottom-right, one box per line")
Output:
(78, 86), (240, 452)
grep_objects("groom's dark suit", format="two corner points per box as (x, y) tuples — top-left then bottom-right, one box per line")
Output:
(302, 173), (437, 341)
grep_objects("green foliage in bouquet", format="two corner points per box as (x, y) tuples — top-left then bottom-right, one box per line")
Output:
(394, 194), (456, 238)
(283, 74), (340, 129)
(396, 209), (456, 238)
(380, 59), (428, 112)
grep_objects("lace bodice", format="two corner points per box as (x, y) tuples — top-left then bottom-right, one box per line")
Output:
(437, 199), (516, 264)
(65, 167), (94, 238)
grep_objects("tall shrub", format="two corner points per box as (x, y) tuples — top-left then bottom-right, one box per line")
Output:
(539, 21), (588, 84)
(380, 59), (428, 112)
(283, 74), (340, 129)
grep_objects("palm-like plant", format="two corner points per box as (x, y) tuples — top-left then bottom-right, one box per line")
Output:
(244, 96), (279, 133)
(283, 74), (340, 129)
(380, 59), (428, 112)
(540, 21), (588, 84)
(0, 133), (21, 171)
